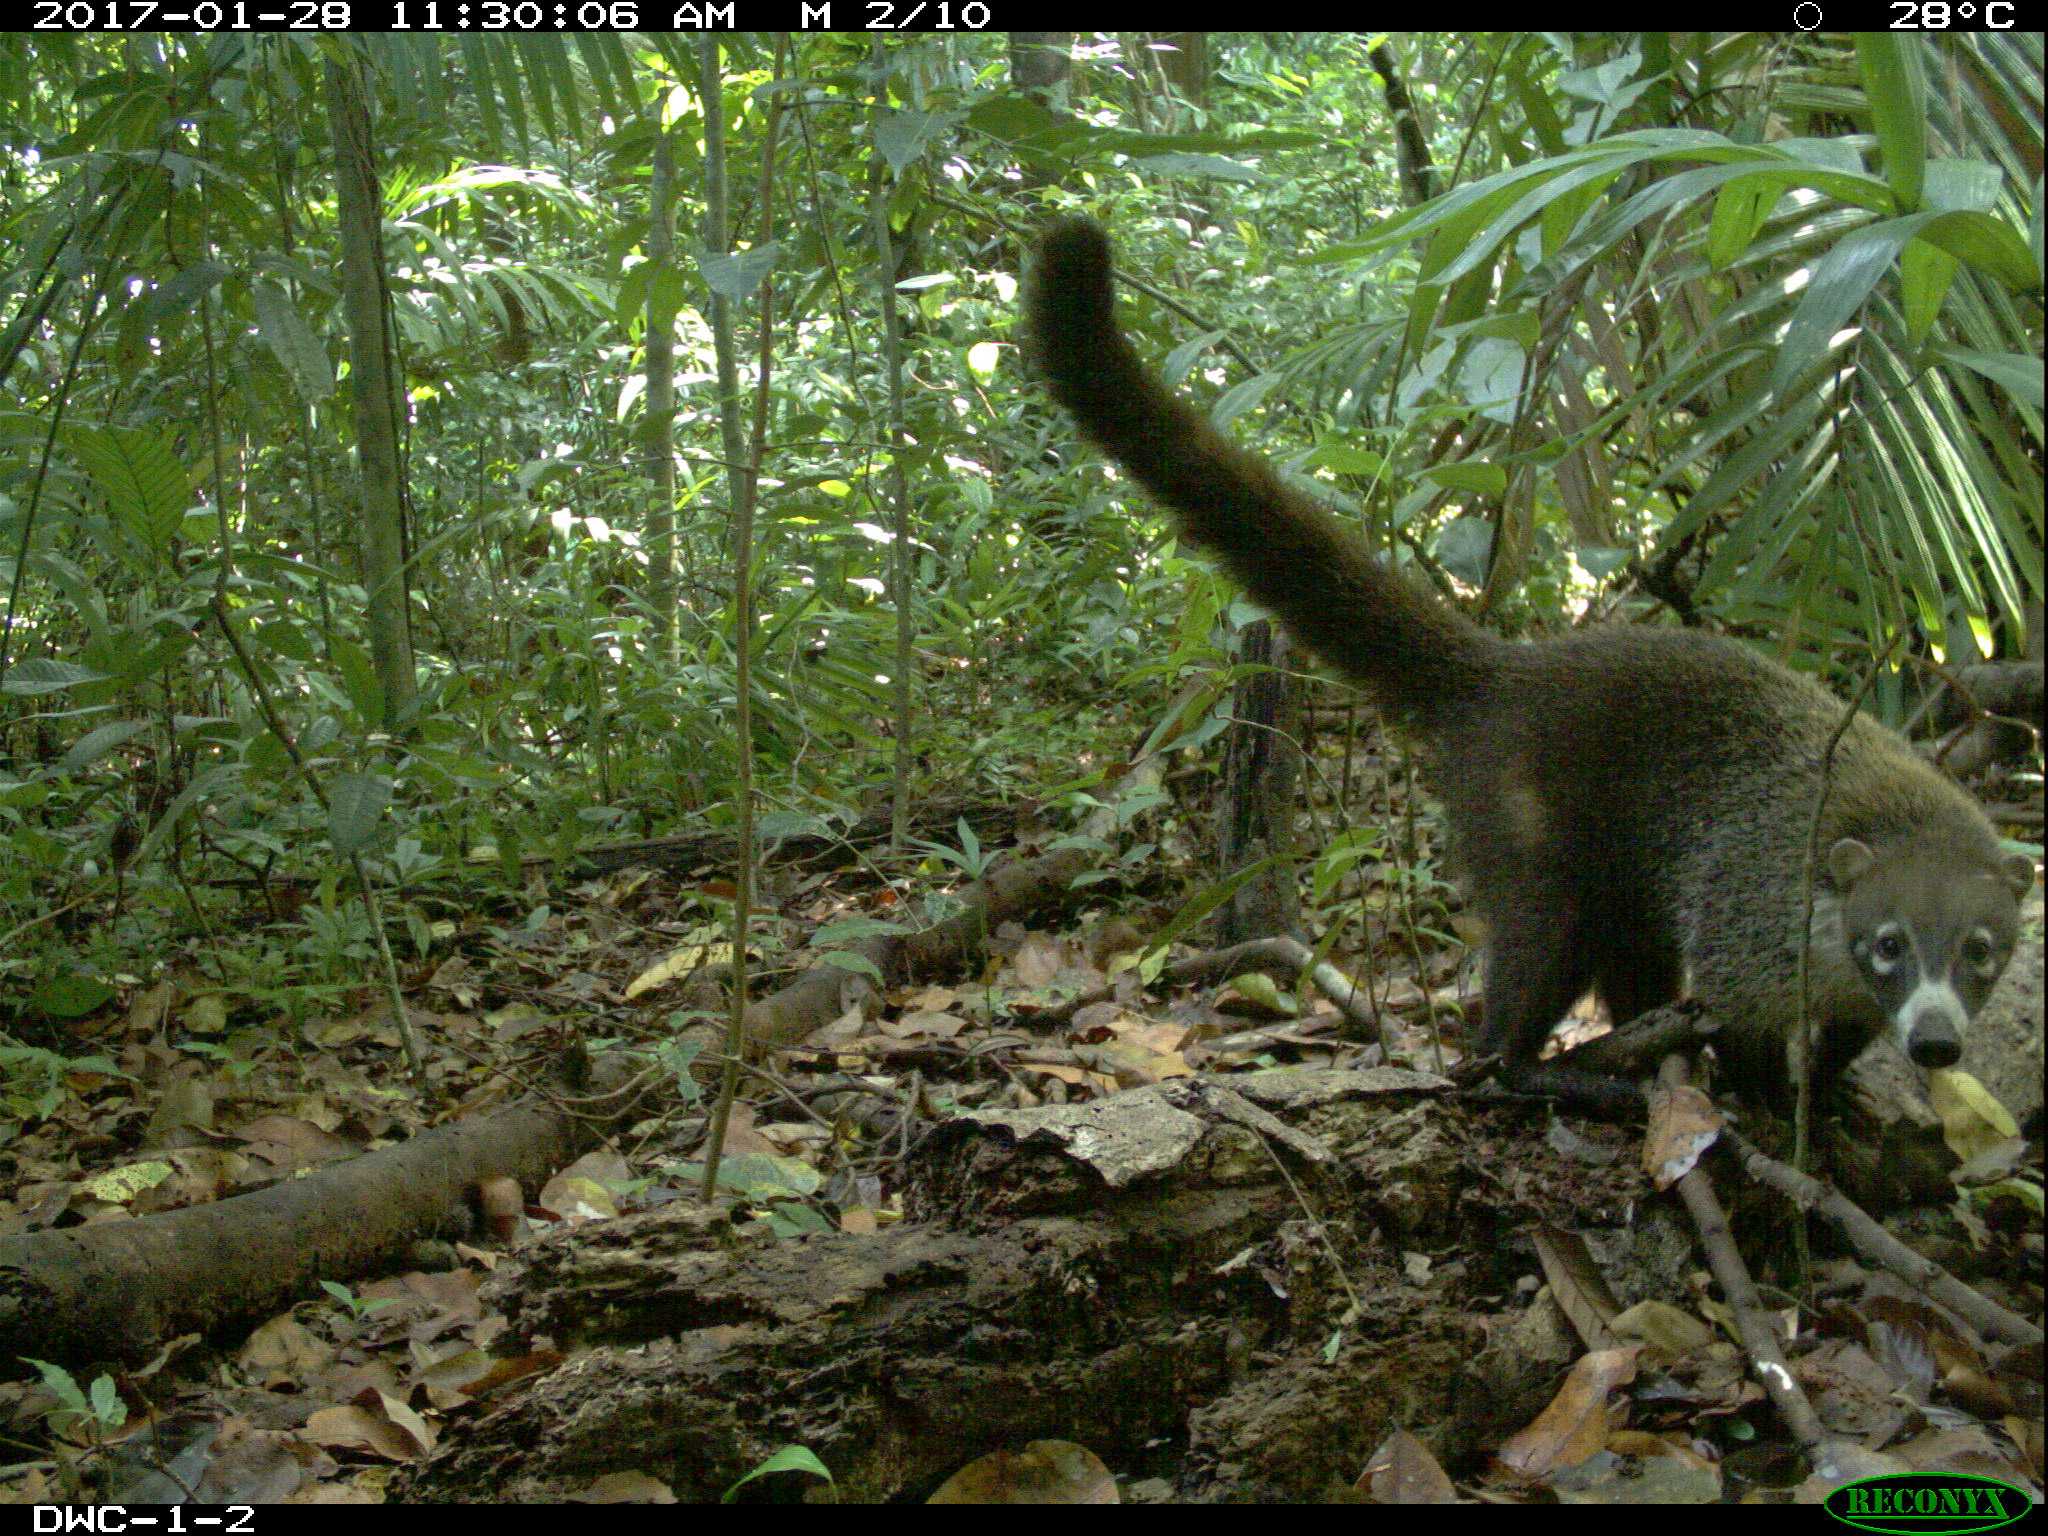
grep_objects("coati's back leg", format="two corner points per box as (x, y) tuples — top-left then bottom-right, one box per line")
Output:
(1479, 903), (1644, 1115)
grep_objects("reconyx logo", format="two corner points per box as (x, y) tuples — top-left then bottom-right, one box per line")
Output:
(1824, 1473), (2034, 1534)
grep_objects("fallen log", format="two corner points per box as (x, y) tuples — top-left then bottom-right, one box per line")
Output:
(739, 760), (1165, 1050)
(0, 1055), (655, 1368)
(393, 1069), (1523, 1504)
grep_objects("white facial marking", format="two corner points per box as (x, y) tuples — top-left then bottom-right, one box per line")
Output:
(1890, 977), (1966, 1053)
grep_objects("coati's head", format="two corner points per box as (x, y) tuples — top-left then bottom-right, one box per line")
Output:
(1828, 836), (2036, 1069)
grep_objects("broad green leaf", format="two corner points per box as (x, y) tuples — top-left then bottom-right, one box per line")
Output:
(873, 108), (947, 175)
(328, 772), (392, 856)
(1421, 462), (1508, 496)
(1773, 209), (2041, 398)
(60, 719), (148, 773)
(723, 1445), (832, 1503)
(818, 950), (883, 982)
(1309, 442), (1385, 475)
(1163, 330), (1222, 387)
(142, 259), (228, 329)
(1856, 34), (1926, 212)
(1900, 237), (1958, 346)
(1, 659), (111, 696)
(700, 244), (778, 301)
(1432, 515), (1496, 587)
(68, 425), (189, 557)
(33, 971), (115, 1019)
(331, 640), (384, 729)
(1132, 153), (1260, 183)
(1937, 347), (2045, 409)
(1707, 179), (1772, 270)
(249, 279), (334, 401)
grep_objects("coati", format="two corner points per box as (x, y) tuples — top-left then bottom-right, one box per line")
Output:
(1025, 218), (2036, 1110)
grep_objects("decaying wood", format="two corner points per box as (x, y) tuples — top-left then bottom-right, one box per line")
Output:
(1037, 934), (1381, 1040)
(0, 1056), (657, 1368)
(7, 770), (1165, 1369)
(393, 1069), (1598, 1504)
(741, 760), (1166, 1050)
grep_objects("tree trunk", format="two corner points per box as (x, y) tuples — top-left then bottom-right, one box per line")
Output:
(1216, 620), (1302, 944)
(643, 122), (680, 660)
(1370, 40), (1436, 206)
(323, 51), (416, 728)
(871, 43), (918, 856)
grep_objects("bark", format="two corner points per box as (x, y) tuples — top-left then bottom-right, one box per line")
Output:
(392, 1070), (1522, 1504)
(743, 758), (1161, 1049)
(0, 1056), (653, 1368)
(1216, 621), (1301, 945)
(643, 122), (679, 657)
(323, 52), (416, 726)
(1370, 41), (1436, 206)
(870, 44), (918, 855)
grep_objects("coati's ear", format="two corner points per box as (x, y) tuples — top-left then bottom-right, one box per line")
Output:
(1827, 838), (1877, 888)
(2000, 850), (2037, 898)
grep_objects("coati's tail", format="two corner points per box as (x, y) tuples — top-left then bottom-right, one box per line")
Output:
(1026, 219), (1495, 724)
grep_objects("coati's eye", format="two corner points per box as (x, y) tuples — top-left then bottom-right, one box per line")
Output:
(1873, 933), (1906, 965)
(1964, 933), (1997, 971)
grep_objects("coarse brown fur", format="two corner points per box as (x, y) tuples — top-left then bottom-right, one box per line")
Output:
(1026, 218), (2034, 1108)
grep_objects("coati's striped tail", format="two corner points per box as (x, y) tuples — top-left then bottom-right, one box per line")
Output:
(1025, 218), (1495, 724)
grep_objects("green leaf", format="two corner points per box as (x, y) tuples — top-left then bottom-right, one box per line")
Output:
(33, 971), (115, 1019)
(249, 280), (334, 401)
(1773, 208), (2041, 399)
(1856, 33), (1926, 213)
(1, 659), (112, 696)
(1707, 178), (1772, 270)
(1162, 330), (1223, 387)
(1769, 223), (1905, 399)
(1309, 442), (1384, 476)
(1432, 515), (1496, 587)
(699, 243), (778, 301)
(328, 772), (392, 856)
(68, 425), (189, 557)
(60, 719), (148, 773)
(1455, 337), (1526, 424)
(1131, 152), (1260, 183)
(818, 950), (883, 982)
(1936, 347), (2045, 409)
(723, 1445), (833, 1503)
(873, 108), (946, 175)
(1921, 158), (2002, 214)
(1900, 237), (1958, 346)
(330, 640), (385, 730)
(811, 916), (906, 944)
(1143, 856), (1282, 957)
(1421, 462), (1507, 496)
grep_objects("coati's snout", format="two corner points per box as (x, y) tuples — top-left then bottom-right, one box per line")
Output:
(1829, 836), (2034, 1071)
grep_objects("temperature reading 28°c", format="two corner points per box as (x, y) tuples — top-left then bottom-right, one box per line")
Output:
(1891, 0), (2016, 25)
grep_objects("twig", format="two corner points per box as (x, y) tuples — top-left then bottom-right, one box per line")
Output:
(1659, 1056), (1826, 1447)
(1724, 1125), (2043, 1348)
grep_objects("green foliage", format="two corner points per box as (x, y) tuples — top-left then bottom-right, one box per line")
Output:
(723, 1443), (834, 1503)
(22, 1359), (127, 1441)
(320, 1279), (400, 1321)
(0, 32), (2036, 1035)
